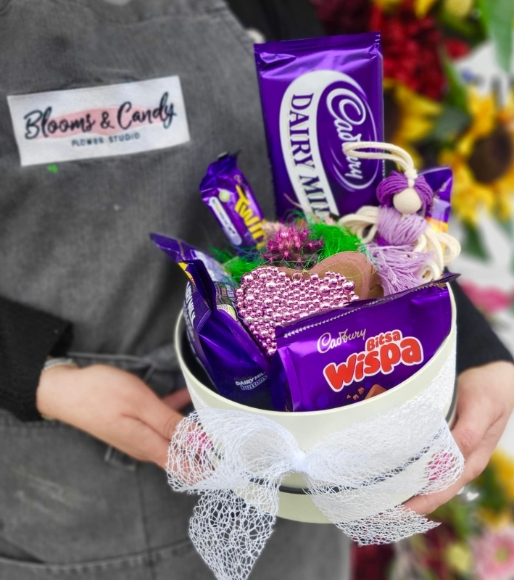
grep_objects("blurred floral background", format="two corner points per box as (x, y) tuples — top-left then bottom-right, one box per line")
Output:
(308, 0), (514, 577)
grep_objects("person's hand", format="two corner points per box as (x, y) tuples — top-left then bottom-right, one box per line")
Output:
(405, 360), (514, 515)
(36, 364), (192, 468)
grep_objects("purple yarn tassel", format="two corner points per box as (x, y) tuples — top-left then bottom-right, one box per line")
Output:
(377, 206), (428, 246)
(366, 243), (432, 295)
(367, 207), (432, 295)
(376, 171), (433, 210)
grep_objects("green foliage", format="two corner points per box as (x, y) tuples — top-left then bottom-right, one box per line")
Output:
(439, 4), (486, 43)
(498, 218), (514, 239)
(460, 223), (488, 260)
(427, 104), (471, 145)
(477, 0), (514, 72)
(210, 248), (237, 264)
(443, 56), (470, 115)
(211, 221), (364, 283)
(218, 253), (266, 284)
(433, 497), (477, 541)
(475, 463), (511, 514)
(308, 222), (363, 260)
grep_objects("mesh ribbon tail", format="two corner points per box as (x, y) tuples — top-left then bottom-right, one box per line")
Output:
(189, 490), (277, 580)
(333, 505), (440, 546)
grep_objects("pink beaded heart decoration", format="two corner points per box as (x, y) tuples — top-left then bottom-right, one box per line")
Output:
(235, 267), (358, 356)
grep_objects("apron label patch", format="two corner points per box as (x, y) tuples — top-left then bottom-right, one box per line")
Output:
(7, 76), (190, 166)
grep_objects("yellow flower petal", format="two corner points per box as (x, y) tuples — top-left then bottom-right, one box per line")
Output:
(415, 0), (438, 17)
(446, 542), (474, 574)
(385, 81), (440, 166)
(441, 157), (495, 224)
(478, 509), (512, 530)
(443, 0), (473, 18)
(394, 83), (442, 114)
(373, 0), (402, 10)
(490, 450), (514, 500)
(468, 91), (496, 139)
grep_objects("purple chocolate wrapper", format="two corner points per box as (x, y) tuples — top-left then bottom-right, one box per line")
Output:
(275, 279), (454, 412)
(200, 155), (266, 252)
(254, 33), (384, 221)
(422, 166), (452, 232)
(150, 233), (274, 410)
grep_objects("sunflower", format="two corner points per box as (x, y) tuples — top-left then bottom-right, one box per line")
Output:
(440, 90), (514, 225)
(384, 79), (441, 166)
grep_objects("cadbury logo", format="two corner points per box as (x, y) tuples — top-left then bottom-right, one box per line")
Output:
(317, 328), (367, 354)
(326, 88), (366, 184)
(280, 70), (379, 219)
(322, 329), (424, 392)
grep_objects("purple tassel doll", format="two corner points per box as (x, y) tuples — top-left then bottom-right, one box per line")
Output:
(367, 171), (435, 295)
(339, 142), (441, 295)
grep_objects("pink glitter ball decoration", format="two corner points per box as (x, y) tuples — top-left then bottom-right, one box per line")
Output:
(235, 267), (358, 356)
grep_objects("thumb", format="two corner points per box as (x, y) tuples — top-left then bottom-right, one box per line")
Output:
(138, 391), (185, 440)
(162, 388), (192, 411)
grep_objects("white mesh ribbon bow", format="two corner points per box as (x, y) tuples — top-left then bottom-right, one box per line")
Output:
(167, 348), (463, 580)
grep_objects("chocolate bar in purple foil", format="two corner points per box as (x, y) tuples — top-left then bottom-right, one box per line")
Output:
(151, 233), (274, 410)
(254, 33), (384, 220)
(200, 155), (266, 252)
(422, 166), (453, 232)
(274, 280), (454, 412)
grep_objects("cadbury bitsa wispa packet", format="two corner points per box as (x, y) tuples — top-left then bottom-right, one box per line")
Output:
(200, 154), (266, 252)
(150, 234), (274, 410)
(275, 280), (454, 412)
(254, 33), (384, 221)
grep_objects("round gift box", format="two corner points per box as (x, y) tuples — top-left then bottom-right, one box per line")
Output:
(175, 287), (457, 524)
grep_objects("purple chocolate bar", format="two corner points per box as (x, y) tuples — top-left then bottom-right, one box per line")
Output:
(200, 155), (266, 252)
(275, 281), (453, 412)
(151, 233), (274, 410)
(255, 33), (384, 220)
(422, 166), (453, 232)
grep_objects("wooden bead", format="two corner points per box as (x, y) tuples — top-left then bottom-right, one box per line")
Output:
(392, 187), (423, 215)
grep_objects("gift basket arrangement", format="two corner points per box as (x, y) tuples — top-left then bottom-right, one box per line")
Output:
(152, 32), (465, 580)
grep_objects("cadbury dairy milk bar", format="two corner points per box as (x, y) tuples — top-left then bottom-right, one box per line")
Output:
(275, 280), (454, 412)
(255, 33), (384, 220)
(200, 154), (266, 253)
(150, 234), (274, 410)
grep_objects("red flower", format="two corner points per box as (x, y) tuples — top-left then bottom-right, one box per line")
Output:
(310, 0), (372, 35)
(422, 524), (456, 579)
(351, 544), (394, 580)
(444, 38), (471, 59)
(370, 0), (446, 100)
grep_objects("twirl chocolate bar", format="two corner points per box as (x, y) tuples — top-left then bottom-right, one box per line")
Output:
(200, 155), (266, 252)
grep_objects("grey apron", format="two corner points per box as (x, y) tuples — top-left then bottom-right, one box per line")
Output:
(0, 0), (350, 578)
